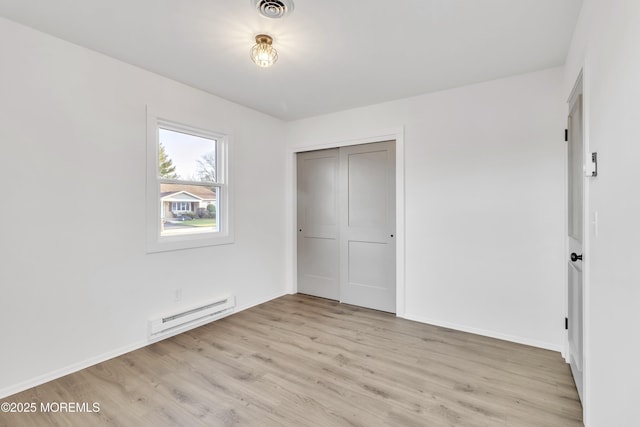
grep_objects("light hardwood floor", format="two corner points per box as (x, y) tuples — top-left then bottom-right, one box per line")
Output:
(0, 294), (582, 426)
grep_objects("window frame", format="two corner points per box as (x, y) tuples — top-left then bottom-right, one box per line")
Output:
(171, 201), (193, 212)
(146, 106), (233, 253)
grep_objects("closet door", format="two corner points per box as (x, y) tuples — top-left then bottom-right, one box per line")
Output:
(339, 141), (396, 313)
(296, 149), (340, 300)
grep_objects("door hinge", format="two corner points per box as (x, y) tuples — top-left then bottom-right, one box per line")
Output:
(588, 152), (598, 177)
(565, 317), (569, 330)
(564, 129), (568, 142)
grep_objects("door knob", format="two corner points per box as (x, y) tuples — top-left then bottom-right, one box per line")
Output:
(570, 252), (583, 262)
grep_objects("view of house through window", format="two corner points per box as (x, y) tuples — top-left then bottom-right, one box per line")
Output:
(158, 127), (219, 237)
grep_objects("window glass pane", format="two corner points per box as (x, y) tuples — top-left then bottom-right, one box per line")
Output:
(158, 128), (217, 183)
(160, 184), (219, 237)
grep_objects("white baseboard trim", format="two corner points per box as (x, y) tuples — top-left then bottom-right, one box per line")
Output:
(400, 313), (562, 353)
(0, 339), (148, 400)
(0, 291), (287, 400)
(235, 292), (288, 313)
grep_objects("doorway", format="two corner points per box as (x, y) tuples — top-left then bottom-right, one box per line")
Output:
(296, 141), (396, 313)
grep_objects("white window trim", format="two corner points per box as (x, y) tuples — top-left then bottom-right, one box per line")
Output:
(146, 105), (233, 253)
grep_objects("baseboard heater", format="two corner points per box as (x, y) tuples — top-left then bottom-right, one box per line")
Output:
(149, 294), (235, 339)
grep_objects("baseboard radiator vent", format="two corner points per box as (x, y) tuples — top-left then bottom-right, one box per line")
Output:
(149, 294), (235, 339)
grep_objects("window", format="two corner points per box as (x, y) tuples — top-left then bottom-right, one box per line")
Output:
(171, 202), (192, 212)
(147, 107), (232, 252)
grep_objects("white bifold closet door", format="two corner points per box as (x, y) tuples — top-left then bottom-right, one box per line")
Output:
(297, 141), (396, 313)
(296, 149), (340, 300)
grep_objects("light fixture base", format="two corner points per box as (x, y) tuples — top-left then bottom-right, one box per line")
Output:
(255, 34), (273, 45)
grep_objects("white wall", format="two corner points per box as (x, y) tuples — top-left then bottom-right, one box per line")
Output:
(564, 1), (640, 425)
(0, 17), (287, 397)
(286, 68), (566, 351)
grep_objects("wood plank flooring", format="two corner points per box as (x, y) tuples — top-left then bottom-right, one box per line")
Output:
(0, 294), (582, 426)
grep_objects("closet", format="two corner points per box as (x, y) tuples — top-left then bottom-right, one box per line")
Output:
(296, 141), (396, 313)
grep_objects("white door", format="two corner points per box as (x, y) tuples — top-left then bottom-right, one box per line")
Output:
(297, 149), (340, 300)
(339, 141), (396, 313)
(567, 79), (584, 401)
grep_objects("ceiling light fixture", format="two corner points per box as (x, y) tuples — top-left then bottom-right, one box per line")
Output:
(250, 34), (278, 68)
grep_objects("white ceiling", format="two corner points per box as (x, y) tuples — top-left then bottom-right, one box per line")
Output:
(0, 0), (583, 120)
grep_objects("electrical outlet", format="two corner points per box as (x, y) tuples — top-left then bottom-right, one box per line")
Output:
(174, 289), (182, 302)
